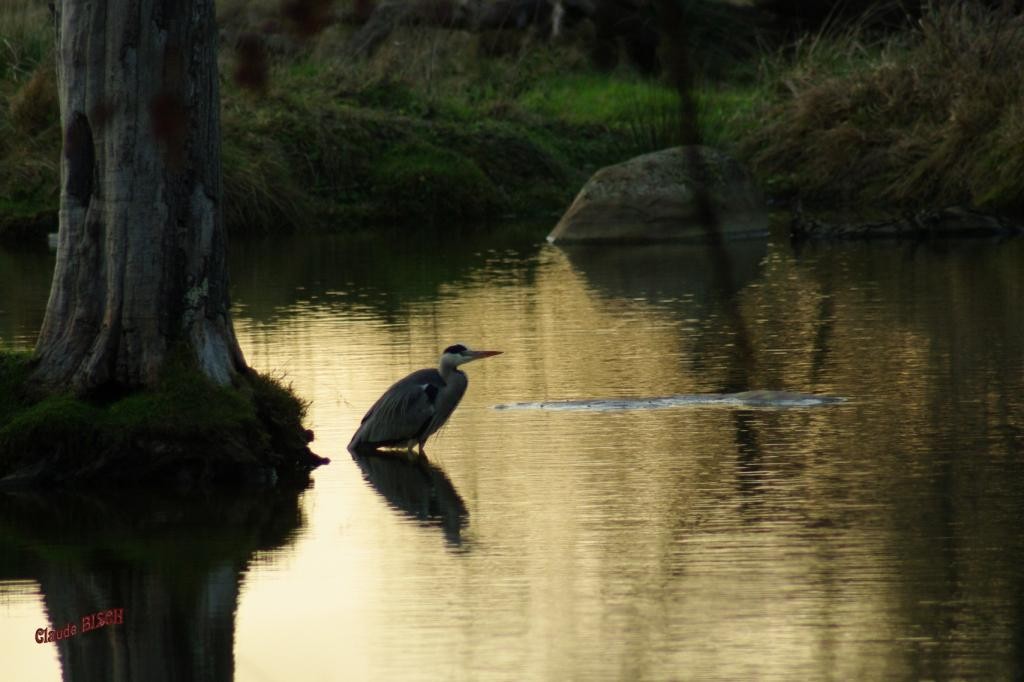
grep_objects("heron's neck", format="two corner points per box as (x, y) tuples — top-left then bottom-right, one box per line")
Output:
(439, 358), (467, 380)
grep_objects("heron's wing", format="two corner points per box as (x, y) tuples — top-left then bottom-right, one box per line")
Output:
(350, 369), (444, 448)
(422, 370), (467, 441)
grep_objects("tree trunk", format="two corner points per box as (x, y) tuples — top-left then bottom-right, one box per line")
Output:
(33, 0), (246, 394)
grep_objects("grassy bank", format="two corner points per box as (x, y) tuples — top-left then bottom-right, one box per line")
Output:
(0, 350), (324, 488)
(746, 3), (1024, 213)
(4, 1), (1022, 236)
(0, 0), (756, 239)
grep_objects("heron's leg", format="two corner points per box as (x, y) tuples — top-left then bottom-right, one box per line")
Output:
(417, 441), (426, 456)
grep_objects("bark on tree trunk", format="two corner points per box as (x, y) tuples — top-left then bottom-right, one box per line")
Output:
(33, 0), (246, 394)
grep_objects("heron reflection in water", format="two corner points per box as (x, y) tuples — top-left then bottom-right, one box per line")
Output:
(351, 450), (469, 545)
(348, 344), (502, 454)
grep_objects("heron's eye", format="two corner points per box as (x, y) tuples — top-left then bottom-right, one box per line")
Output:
(443, 344), (467, 355)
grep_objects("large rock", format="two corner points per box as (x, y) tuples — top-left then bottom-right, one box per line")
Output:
(547, 146), (768, 243)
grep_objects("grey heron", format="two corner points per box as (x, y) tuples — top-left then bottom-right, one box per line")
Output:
(348, 344), (502, 454)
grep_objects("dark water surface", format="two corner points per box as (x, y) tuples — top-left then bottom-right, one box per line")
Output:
(2, 228), (1022, 680)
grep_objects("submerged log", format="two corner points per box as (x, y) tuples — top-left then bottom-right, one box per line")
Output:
(791, 205), (1024, 241)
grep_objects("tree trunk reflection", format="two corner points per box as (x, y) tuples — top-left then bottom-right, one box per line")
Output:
(0, 487), (307, 681)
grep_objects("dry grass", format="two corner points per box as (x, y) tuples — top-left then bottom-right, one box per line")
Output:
(0, 0), (50, 80)
(0, 60), (59, 222)
(0, 1), (58, 222)
(8, 60), (55, 133)
(746, 1), (1024, 211)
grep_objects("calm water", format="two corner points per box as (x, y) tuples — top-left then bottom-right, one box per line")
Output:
(2, 227), (1023, 681)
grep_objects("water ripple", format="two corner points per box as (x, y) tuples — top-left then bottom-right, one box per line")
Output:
(494, 390), (848, 411)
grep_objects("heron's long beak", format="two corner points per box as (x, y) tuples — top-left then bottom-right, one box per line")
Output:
(468, 350), (502, 360)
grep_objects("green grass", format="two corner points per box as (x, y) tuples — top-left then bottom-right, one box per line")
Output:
(519, 74), (678, 126)
(370, 141), (502, 222)
(216, 52), (642, 228)
(518, 73), (763, 156)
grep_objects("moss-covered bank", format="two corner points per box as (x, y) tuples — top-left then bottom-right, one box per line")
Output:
(0, 351), (326, 489)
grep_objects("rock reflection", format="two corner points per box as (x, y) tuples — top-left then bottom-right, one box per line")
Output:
(351, 451), (468, 547)
(556, 240), (768, 392)
(0, 486), (308, 681)
(557, 240), (767, 311)
(732, 410), (765, 508)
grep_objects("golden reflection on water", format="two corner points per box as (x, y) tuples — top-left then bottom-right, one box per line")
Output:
(2, 233), (1023, 681)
